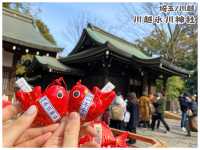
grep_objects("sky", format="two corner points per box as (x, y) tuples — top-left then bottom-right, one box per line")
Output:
(28, 3), (157, 56)
(28, 2), (197, 56)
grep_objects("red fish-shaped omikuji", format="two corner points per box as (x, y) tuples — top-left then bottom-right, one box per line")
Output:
(15, 77), (69, 126)
(79, 121), (128, 147)
(68, 81), (116, 122)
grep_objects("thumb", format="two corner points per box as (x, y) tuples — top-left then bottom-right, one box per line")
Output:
(3, 105), (38, 147)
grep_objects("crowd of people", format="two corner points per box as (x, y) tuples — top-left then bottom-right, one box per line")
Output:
(104, 91), (198, 144)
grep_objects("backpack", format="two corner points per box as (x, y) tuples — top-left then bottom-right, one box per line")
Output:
(111, 105), (124, 121)
(189, 116), (198, 132)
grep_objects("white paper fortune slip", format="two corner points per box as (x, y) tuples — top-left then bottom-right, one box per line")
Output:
(39, 96), (61, 122)
(16, 77), (32, 92)
(79, 92), (94, 119)
(101, 81), (115, 92)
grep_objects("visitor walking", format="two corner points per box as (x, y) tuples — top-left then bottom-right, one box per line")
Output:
(186, 94), (198, 136)
(138, 93), (151, 128)
(179, 92), (190, 132)
(151, 92), (170, 132)
(126, 92), (139, 144)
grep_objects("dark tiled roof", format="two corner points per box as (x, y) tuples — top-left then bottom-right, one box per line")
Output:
(3, 8), (62, 52)
(61, 24), (190, 77)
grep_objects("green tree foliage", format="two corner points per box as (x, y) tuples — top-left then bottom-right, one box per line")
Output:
(166, 76), (185, 101)
(36, 19), (57, 45)
(135, 24), (197, 68)
(155, 79), (164, 92)
(185, 69), (197, 94)
(178, 23), (197, 94)
(122, 3), (198, 96)
(3, 3), (10, 8)
(3, 2), (57, 45)
(130, 3), (197, 94)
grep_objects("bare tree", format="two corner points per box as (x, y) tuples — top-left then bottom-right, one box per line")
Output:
(62, 10), (117, 49)
(120, 2), (197, 64)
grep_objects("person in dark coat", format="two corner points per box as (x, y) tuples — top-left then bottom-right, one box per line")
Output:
(126, 92), (139, 144)
(186, 95), (198, 136)
(179, 92), (190, 132)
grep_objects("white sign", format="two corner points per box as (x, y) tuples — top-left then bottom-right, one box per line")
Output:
(79, 92), (94, 119)
(39, 96), (61, 122)
(101, 82), (115, 92)
(16, 77), (32, 92)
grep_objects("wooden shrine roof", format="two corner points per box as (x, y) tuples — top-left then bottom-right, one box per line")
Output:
(60, 24), (190, 77)
(3, 8), (62, 52)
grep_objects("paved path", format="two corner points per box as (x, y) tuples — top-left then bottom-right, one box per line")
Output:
(134, 119), (198, 148)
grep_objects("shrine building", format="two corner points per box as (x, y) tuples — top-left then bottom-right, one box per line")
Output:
(60, 24), (189, 97)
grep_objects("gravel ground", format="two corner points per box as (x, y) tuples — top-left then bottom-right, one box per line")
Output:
(132, 119), (198, 148)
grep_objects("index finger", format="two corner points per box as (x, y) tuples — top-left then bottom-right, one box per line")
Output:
(3, 105), (38, 147)
(63, 112), (80, 147)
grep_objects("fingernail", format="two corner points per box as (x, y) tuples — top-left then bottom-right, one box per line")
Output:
(25, 105), (37, 115)
(69, 112), (79, 120)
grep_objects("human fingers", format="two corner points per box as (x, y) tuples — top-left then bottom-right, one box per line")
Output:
(80, 125), (98, 137)
(3, 105), (37, 147)
(63, 112), (80, 147)
(3, 104), (22, 122)
(15, 123), (59, 145)
(15, 132), (52, 147)
(80, 141), (100, 148)
(43, 117), (66, 147)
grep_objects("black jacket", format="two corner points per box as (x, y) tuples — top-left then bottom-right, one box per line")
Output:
(127, 101), (139, 130)
(153, 98), (165, 115)
(179, 96), (190, 112)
